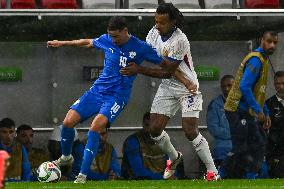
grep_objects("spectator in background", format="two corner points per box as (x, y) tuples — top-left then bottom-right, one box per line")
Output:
(48, 126), (84, 181)
(16, 124), (49, 181)
(223, 31), (278, 179)
(85, 127), (120, 180)
(207, 75), (234, 168)
(0, 118), (30, 181)
(265, 71), (284, 178)
(121, 112), (184, 180)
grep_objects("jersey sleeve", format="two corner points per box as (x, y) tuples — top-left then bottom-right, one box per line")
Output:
(146, 26), (157, 47)
(142, 43), (163, 65)
(240, 57), (262, 114)
(92, 34), (107, 50)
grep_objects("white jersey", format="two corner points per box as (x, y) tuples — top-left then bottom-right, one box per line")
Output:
(146, 26), (199, 89)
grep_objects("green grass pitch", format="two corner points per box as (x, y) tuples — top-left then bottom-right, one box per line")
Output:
(5, 179), (284, 189)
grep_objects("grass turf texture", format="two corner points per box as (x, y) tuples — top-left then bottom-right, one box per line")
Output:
(5, 179), (284, 189)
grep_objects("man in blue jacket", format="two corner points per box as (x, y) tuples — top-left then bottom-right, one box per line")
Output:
(207, 75), (234, 168)
(223, 31), (278, 179)
(121, 112), (184, 180)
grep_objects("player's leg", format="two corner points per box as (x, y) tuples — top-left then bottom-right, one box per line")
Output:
(75, 95), (126, 183)
(181, 94), (218, 180)
(54, 110), (81, 166)
(149, 84), (182, 179)
(74, 114), (108, 183)
(150, 113), (179, 162)
(55, 90), (102, 168)
(150, 113), (183, 179)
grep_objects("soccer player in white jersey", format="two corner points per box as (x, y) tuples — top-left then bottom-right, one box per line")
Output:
(120, 3), (219, 181)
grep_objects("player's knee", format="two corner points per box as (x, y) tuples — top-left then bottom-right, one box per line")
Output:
(184, 127), (199, 141)
(149, 125), (163, 137)
(63, 118), (76, 128)
(63, 110), (81, 127)
(183, 118), (199, 140)
(90, 114), (109, 132)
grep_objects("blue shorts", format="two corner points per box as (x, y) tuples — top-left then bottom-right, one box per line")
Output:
(70, 90), (127, 124)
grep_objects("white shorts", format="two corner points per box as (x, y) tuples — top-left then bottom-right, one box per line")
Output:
(150, 82), (203, 118)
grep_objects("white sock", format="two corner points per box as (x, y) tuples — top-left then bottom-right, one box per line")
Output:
(192, 133), (218, 173)
(78, 173), (87, 178)
(61, 154), (72, 160)
(151, 130), (178, 161)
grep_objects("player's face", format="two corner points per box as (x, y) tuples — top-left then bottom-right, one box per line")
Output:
(261, 33), (278, 55)
(16, 129), (34, 149)
(155, 13), (175, 36)
(0, 127), (15, 147)
(108, 28), (128, 46)
(274, 76), (284, 97)
(221, 78), (234, 98)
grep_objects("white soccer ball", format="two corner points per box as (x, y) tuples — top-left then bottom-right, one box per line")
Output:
(37, 161), (61, 182)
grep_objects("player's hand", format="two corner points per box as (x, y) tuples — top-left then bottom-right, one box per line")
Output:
(47, 40), (64, 48)
(185, 83), (198, 95)
(256, 112), (266, 122)
(263, 116), (271, 129)
(120, 62), (139, 76)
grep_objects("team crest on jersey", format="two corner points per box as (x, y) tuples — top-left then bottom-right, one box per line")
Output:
(129, 51), (136, 59)
(162, 48), (169, 57)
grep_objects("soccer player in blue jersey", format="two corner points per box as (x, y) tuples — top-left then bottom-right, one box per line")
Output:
(47, 16), (182, 183)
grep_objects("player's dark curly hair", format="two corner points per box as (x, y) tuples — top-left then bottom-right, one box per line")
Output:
(107, 16), (128, 31)
(0, 118), (15, 129)
(156, 2), (184, 29)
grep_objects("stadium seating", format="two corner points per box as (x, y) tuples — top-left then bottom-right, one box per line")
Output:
(204, 0), (233, 9)
(82, 0), (117, 9)
(41, 0), (77, 9)
(245, 0), (280, 8)
(125, 0), (158, 9)
(11, 0), (36, 8)
(0, 0), (6, 8)
(170, 0), (201, 9)
(0, 0), (36, 8)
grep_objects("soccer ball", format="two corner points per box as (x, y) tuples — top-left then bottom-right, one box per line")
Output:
(37, 161), (61, 182)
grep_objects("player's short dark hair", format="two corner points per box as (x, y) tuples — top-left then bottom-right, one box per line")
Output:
(262, 31), (278, 38)
(107, 16), (128, 31)
(274, 71), (284, 79)
(143, 112), (150, 123)
(221, 75), (234, 83)
(16, 124), (33, 134)
(156, 2), (184, 29)
(0, 118), (15, 129)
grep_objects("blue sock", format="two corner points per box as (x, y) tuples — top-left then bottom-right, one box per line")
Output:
(80, 130), (101, 175)
(61, 125), (75, 156)
(246, 172), (257, 179)
(218, 167), (226, 179)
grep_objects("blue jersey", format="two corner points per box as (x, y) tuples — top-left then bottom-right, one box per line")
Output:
(90, 34), (162, 102)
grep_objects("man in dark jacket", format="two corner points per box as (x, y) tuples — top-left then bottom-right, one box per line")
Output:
(265, 70), (284, 178)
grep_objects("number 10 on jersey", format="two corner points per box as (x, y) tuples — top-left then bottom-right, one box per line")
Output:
(119, 56), (127, 68)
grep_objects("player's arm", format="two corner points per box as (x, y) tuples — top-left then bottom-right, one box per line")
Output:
(173, 68), (197, 94)
(120, 60), (177, 78)
(240, 57), (265, 122)
(47, 39), (93, 48)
